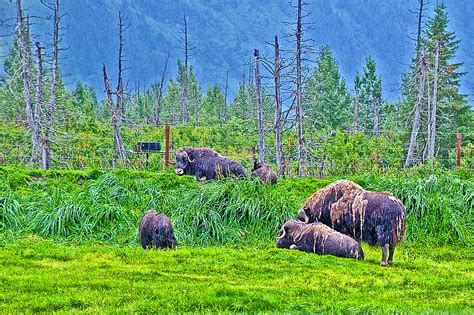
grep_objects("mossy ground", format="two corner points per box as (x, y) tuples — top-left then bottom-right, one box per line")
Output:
(1, 239), (472, 313)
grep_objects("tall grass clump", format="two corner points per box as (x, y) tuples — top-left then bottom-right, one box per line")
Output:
(0, 193), (23, 230)
(0, 166), (472, 247)
(157, 178), (307, 246)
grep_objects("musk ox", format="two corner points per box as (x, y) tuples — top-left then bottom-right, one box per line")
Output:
(251, 161), (277, 184)
(139, 209), (177, 249)
(175, 147), (246, 180)
(297, 180), (406, 266)
(276, 220), (364, 260)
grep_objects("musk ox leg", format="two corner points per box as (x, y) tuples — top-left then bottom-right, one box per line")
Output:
(380, 244), (390, 266)
(388, 244), (395, 265)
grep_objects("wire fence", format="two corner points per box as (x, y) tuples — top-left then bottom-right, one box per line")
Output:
(1, 123), (472, 175)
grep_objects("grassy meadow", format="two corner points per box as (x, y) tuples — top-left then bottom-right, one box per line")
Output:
(1, 239), (473, 313)
(0, 166), (473, 312)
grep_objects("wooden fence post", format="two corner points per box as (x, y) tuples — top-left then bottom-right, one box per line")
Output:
(165, 124), (170, 170)
(456, 133), (462, 167)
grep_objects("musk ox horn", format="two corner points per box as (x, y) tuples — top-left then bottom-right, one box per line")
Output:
(297, 208), (310, 224)
(289, 244), (298, 250)
(277, 227), (287, 239)
(182, 150), (195, 163)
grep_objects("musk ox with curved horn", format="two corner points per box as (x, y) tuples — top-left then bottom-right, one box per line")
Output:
(175, 147), (246, 180)
(297, 180), (406, 266)
(276, 220), (364, 260)
(251, 161), (277, 184)
(139, 209), (177, 249)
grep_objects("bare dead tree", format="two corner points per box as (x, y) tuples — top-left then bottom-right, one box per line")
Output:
(40, 0), (60, 169)
(414, 0), (428, 60)
(16, 0), (41, 166)
(154, 52), (169, 127)
(405, 0), (429, 167)
(254, 49), (265, 162)
(179, 13), (195, 124)
(427, 43), (440, 161)
(102, 11), (128, 167)
(405, 54), (426, 167)
(117, 11), (126, 116)
(34, 41), (44, 161)
(222, 70), (229, 123)
(294, 0), (307, 175)
(353, 73), (361, 132)
(273, 35), (284, 175)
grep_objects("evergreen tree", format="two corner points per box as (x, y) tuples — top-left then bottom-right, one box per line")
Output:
(229, 77), (252, 121)
(359, 56), (382, 135)
(200, 84), (225, 126)
(305, 46), (352, 130)
(423, 4), (469, 160)
(161, 80), (181, 125)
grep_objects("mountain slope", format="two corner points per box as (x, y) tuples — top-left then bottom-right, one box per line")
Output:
(0, 0), (472, 102)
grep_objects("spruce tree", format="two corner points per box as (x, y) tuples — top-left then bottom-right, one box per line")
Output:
(359, 56), (382, 135)
(305, 46), (352, 131)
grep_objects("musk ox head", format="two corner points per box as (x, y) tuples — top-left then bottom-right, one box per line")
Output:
(276, 220), (303, 249)
(175, 148), (195, 175)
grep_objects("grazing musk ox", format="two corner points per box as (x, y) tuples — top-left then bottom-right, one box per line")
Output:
(276, 220), (364, 260)
(297, 180), (406, 266)
(139, 209), (177, 249)
(175, 147), (246, 180)
(251, 161), (277, 184)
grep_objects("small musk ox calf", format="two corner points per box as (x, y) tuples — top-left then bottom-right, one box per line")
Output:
(251, 161), (277, 184)
(139, 209), (177, 249)
(276, 220), (364, 260)
(297, 180), (406, 266)
(175, 147), (246, 180)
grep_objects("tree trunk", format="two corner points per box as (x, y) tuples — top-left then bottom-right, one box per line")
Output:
(16, 1), (40, 166)
(34, 41), (44, 167)
(273, 35), (284, 176)
(404, 57), (426, 167)
(43, 0), (60, 169)
(254, 49), (265, 162)
(180, 14), (189, 124)
(415, 0), (425, 60)
(427, 43), (440, 161)
(295, 0), (306, 176)
(154, 52), (169, 127)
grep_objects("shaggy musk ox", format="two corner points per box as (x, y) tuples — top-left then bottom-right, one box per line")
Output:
(175, 147), (246, 180)
(139, 209), (177, 249)
(251, 161), (277, 184)
(297, 180), (406, 266)
(276, 220), (364, 260)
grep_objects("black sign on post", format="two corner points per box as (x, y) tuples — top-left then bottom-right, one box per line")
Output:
(136, 142), (162, 153)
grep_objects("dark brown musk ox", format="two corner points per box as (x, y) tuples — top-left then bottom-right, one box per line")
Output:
(251, 161), (277, 184)
(296, 180), (406, 266)
(276, 220), (364, 260)
(139, 209), (177, 249)
(175, 147), (246, 180)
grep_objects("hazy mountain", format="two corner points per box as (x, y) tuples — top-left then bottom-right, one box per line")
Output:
(1, 0), (472, 102)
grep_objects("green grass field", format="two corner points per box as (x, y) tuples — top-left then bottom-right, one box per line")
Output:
(1, 239), (472, 313)
(1, 167), (473, 312)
